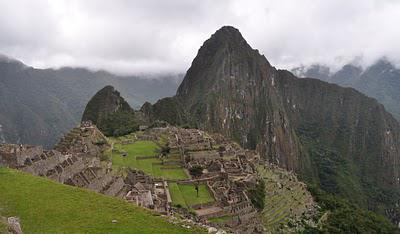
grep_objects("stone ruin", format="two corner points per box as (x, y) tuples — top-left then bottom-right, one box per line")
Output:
(125, 169), (172, 214)
(162, 127), (264, 233)
(0, 122), (128, 198)
(54, 121), (108, 157)
(0, 122), (315, 233)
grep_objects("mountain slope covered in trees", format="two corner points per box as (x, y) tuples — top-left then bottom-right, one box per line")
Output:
(293, 59), (400, 120)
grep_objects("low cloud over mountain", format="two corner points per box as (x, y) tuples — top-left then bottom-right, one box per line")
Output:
(1, 0), (400, 74)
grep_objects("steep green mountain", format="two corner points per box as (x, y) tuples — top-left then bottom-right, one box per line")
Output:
(140, 98), (189, 127)
(143, 26), (400, 221)
(0, 55), (181, 147)
(82, 86), (138, 136)
(293, 59), (400, 120)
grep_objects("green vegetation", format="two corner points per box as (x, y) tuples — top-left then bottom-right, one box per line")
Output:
(257, 166), (313, 231)
(149, 97), (191, 126)
(82, 85), (138, 137)
(99, 111), (138, 137)
(169, 183), (214, 208)
(111, 140), (188, 180)
(297, 122), (400, 216)
(169, 182), (188, 208)
(0, 167), (200, 234)
(0, 219), (8, 233)
(248, 180), (265, 211)
(178, 184), (214, 206)
(188, 165), (203, 178)
(160, 145), (171, 156)
(304, 186), (399, 234)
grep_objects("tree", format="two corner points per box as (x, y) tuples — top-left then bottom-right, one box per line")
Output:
(189, 165), (203, 178)
(160, 145), (171, 156)
(195, 182), (199, 197)
(248, 180), (266, 211)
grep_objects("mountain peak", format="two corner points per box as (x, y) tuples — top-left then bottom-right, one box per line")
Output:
(82, 85), (130, 122)
(100, 85), (116, 93)
(81, 86), (138, 136)
(176, 26), (266, 99)
(212, 26), (243, 40)
(205, 26), (250, 50)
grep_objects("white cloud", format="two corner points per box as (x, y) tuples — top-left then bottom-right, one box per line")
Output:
(0, 0), (399, 74)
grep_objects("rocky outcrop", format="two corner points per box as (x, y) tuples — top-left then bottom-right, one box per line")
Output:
(143, 26), (400, 218)
(7, 217), (22, 234)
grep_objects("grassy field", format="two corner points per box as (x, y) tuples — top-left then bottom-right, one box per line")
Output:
(0, 167), (201, 234)
(208, 215), (234, 223)
(111, 140), (188, 180)
(169, 183), (188, 207)
(0, 219), (7, 233)
(169, 183), (214, 208)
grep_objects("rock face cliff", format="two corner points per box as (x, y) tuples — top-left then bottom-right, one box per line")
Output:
(145, 26), (400, 217)
(176, 27), (301, 169)
(82, 86), (138, 136)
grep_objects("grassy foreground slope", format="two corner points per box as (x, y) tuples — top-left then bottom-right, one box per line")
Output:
(0, 167), (200, 234)
(0, 219), (7, 233)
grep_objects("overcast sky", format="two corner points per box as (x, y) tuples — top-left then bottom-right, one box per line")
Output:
(0, 0), (399, 75)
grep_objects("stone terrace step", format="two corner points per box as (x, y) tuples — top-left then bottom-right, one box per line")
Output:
(87, 172), (113, 192)
(104, 177), (125, 197)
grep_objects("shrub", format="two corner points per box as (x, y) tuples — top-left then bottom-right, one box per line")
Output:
(248, 180), (266, 211)
(189, 165), (203, 177)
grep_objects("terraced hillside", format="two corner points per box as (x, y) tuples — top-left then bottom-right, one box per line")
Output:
(257, 165), (315, 233)
(54, 123), (107, 155)
(0, 167), (202, 233)
(108, 134), (214, 210)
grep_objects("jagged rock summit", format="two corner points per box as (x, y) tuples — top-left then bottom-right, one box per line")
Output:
(82, 85), (138, 136)
(143, 26), (400, 221)
(177, 26), (270, 102)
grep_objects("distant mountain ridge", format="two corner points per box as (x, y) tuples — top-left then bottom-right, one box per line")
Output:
(0, 57), (182, 147)
(292, 59), (400, 120)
